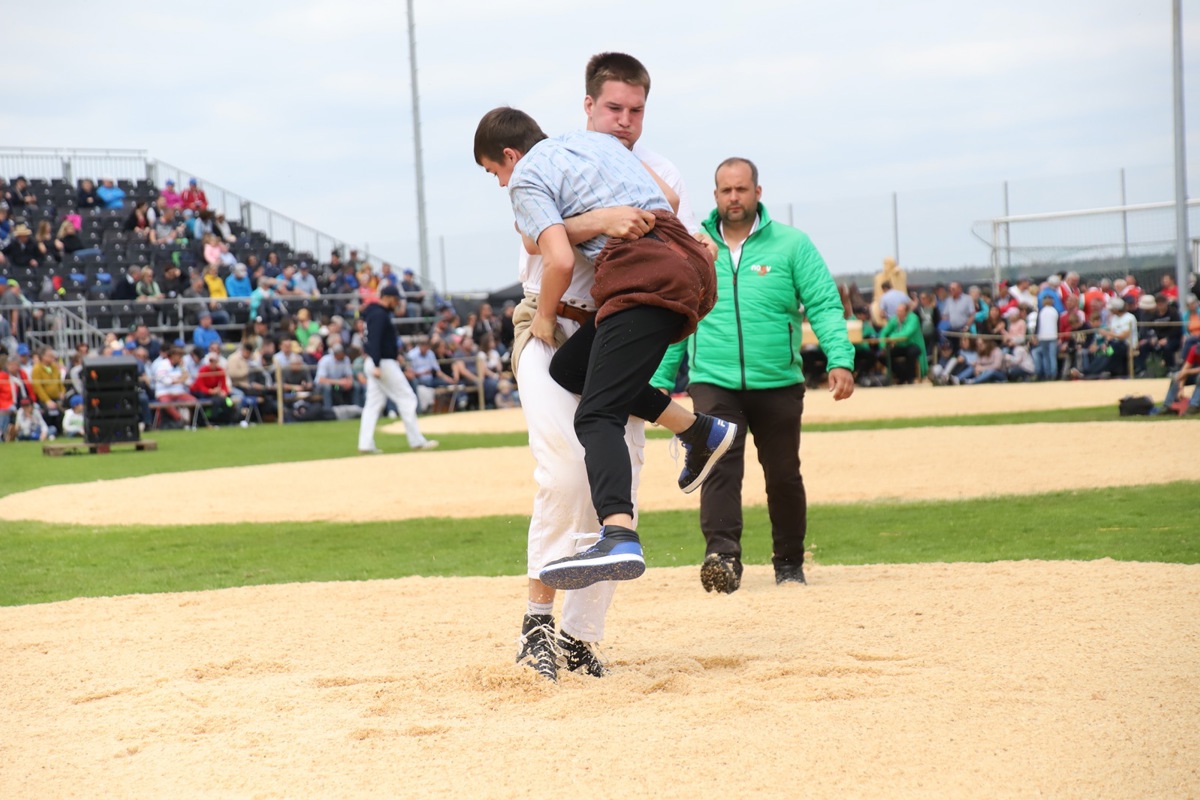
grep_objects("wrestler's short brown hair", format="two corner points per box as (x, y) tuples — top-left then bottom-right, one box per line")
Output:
(473, 107), (548, 165)
(585, 52), (651, 100)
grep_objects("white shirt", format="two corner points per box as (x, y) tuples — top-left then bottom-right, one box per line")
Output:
(518, 140), (698, 308)
(1035, 305), (1059, 341)
(1108, 311), (1137, 343)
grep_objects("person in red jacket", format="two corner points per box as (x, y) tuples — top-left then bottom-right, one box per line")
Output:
(189, 353), (234, 424)
(181, 178), (208, 212)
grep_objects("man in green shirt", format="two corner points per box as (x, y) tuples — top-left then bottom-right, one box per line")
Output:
(652, 158), (854, 592)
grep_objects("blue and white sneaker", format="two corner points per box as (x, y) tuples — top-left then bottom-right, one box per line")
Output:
(676, 414), (738, 494)
(538, 526), (645, 590)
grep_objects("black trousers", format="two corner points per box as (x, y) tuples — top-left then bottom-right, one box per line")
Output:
(549, 306), (678, 521)
(687, 382), (807, 567)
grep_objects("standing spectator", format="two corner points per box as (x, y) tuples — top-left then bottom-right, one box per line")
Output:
(876, 280), (910, 322)
(315, 344), (354, 409)
(650, 156), (853, 593)
(357, 285), (437, 453)
(473, 302), (499, 345)
(942, 281), (975, 349)
(181, 178), (208, 212)
(160, 179), (183, 209)
(451, 335), (498, 409)
(95, 178), (126, 210)
(0, 354), (16, 440)
(76, 179), (102, 212)
(915, 291), (941, 356)
(1031, 293), (1060, 381)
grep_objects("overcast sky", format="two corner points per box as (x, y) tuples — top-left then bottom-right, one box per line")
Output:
(5, 0), (1198, 291)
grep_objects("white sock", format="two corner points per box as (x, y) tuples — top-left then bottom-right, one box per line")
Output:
(527, 600), (553, 618)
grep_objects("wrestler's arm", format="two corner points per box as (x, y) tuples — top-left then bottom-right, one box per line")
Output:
(522, 207), (655, 254)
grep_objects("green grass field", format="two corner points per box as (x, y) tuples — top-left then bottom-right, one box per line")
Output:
(0, 407), (1196, 607)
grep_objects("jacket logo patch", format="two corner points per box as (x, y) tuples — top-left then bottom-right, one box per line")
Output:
(749, 264), (771, 276)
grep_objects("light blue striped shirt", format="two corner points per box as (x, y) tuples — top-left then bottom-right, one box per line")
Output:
(508, 130), (672, 260)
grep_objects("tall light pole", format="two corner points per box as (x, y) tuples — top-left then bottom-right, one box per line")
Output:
(1173, 0), (1191, 323)
(406, 0), (431, 287)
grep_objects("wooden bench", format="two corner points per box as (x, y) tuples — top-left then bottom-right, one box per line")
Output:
(43, 439), (158, 457)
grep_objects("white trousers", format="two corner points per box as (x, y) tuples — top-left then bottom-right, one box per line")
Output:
(517, 327), (645, 642)
(358, 358), (429, 450)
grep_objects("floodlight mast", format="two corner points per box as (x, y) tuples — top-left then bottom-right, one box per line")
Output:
(406, 0), (431, 289)
(1173, 0), (1191, 323)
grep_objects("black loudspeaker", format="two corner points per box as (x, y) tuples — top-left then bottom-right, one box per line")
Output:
(83, 356), (141, 444)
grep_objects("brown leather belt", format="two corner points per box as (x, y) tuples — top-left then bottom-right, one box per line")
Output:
(555, 302), (596, 325)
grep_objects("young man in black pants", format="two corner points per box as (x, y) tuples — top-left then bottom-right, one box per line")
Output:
(475, 106), (737, 591)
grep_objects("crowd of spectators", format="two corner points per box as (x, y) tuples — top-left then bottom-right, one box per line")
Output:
(804, 270), (1200, 401)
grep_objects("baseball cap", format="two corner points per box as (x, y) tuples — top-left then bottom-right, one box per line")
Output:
(380, 284), (402, 299)
(165, 179), (175, 186)
(16, 343), (30, 356)
(188, 178), (198, 185)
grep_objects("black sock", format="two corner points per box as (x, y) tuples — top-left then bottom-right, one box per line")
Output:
(680, 413), (708, 441)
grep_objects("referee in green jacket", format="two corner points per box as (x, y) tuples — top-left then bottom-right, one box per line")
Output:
(651, 158), (854, 592)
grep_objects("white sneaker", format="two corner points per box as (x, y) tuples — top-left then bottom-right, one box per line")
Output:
(414, 440), (439, 451)
(359, 447), (384, 455)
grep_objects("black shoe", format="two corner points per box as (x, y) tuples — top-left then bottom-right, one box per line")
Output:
(558, 631), (606, 678)
(516, 614), (558, 682)
(775, 563), (806, 585)
(700, 553), (742, 594)
(538, 525), (645, 590)
(676, 414), (737, 494)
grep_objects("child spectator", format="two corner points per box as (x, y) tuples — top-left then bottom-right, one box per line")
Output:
(62, 395), (85, 437)
(495, 377), (520, 409)
(14, 399), (53, 441)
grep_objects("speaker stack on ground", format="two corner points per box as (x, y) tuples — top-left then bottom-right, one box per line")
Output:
(83, 356), (141, 445)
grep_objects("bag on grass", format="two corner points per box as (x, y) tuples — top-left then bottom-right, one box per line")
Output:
(1118, 395), (1154, 416)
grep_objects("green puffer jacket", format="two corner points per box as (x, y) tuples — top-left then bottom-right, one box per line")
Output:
(652, 203), (853, 391)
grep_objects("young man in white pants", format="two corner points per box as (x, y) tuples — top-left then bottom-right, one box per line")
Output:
(510, 52), (706, 682)
(358, 284), (438, 453)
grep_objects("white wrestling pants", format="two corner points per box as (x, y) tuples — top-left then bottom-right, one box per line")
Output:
(517, 327), (645, 643)
(358, 357), (430, 451)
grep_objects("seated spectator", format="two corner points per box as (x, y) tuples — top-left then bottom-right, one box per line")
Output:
(302, 334), (324, 366)
(1151, 341), (1200, 415)
(135, 266), (164, 301)
(494, 377), (520, 409)
(14, 398), (53, 441)
(61, 395), (85, 438)
(125, 200), (154, 240)
(5, 176), (37, 209)
(149, 348), (193, 425)
(1072, 296), (1137, 379)
(55, 219), (100, 259)
(160, 179), (183, 209)
(213, 210), (236, 244)
(0, 204), (12, 250)
(280, 351), (312, 395)
(3, 224), (40, 268)
(965, 338), (1007, 384)
(160, 263), (189, 300)
(1005, 344), (1036, 382)
(225, 262), (253, 297)
(315, 344), (354, 409)
(76, 179), (102, 212)
(262, 251), (283, 278)
(1142, 294), (1182, 372)
(95, 178), (126, 210)
(378, 262), (399, 288)
(356, 266), (379, 305)
(34, 220), (60, 263)
(292, 262), (319, 296)
(203, 233), (235, 269)
(181, 178), (208, 212)
(275, 264), (301, 296)
(451, 336), (498, 408)
(294, 307), (320, 348)
(203, 262), (228, 301)
(153, 207), (183, 244)
(189, 352), (237, 425)
(400, 269), (425, 317)
(877, 301), (926, 384)
(406, 338), (453, 388)
(249, 277), (281, 323)
(193, 311), (222, 351)
(331, 262), (358, 296)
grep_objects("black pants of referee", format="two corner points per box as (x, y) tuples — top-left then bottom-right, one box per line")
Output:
(550, 306), (678, 522)
(687, 382), (807, 568)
